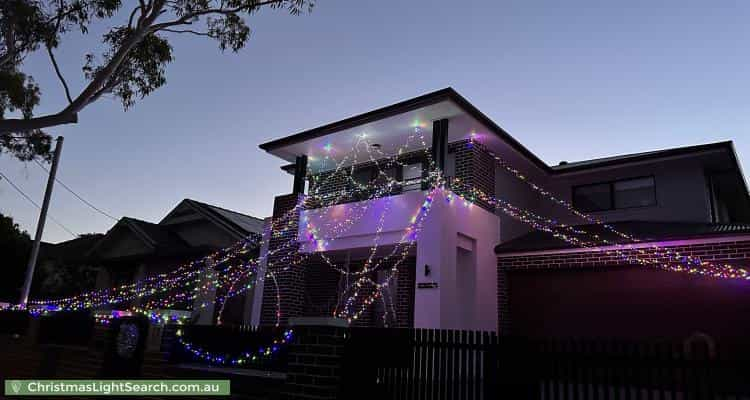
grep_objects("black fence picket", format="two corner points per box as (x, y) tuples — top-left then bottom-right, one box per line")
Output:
(340, 328), (750, 400)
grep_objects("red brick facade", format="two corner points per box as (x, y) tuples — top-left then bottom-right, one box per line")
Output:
(449, 139), (496, 213)
(260, 193), (305, 326)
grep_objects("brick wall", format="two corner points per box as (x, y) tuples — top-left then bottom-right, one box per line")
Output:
(347, 256), (416, 328)
(282, 321), (348, 400)
(303, 256), (342, 317)
(497, 238), (750, 334)
(449, 139), (496, 213)
(260, 193), (305, 326)
(394, 258), (416, 328)
(298, 255), (416, 328)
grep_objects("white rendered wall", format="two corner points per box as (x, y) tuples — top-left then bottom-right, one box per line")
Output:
(298, 190), (430, 252)
(249, 218), (272, 327)
(414, 190), (500, 332)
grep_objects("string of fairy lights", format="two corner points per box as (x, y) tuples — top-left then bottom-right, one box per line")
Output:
(468, 137), (750, 280)
(3, 126), (748, 366)
(174, 127), (440, 361)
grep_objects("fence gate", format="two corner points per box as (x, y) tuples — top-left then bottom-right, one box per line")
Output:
(341, 327), (499, 400)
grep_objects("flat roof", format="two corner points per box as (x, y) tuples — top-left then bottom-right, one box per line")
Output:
(259, 87), (552, 173)
(261, 89), (747, 180)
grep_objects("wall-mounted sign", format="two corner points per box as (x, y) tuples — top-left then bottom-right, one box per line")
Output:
(417, 282), (439, 289)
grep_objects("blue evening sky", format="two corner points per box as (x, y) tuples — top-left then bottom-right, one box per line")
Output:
(1, 0), (748, 243)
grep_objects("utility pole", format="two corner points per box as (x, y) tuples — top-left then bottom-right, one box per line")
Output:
(20, 136), (64, 305)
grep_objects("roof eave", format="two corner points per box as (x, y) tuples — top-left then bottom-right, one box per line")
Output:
(258, 87), (553, 174)
(550, 141), (736, 174)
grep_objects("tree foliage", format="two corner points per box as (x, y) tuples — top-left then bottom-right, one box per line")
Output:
(0, 0), (313, 161)
(0, 212), (31, 302)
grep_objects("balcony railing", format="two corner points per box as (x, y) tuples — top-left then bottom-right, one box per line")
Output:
(305, 176), (429, 210)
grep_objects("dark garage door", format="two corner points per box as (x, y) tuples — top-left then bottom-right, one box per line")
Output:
(507, 266), (750, 342)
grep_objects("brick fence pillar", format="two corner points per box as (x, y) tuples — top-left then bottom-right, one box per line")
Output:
(281, 317), (348, 399)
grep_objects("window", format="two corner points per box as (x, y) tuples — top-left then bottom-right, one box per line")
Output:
(614, 177), (656, 208)
(402, 162), (423, 191)
(375, 166), (398, 186)
(573, 183), (612, 212)
(352, 168), (373, 188)
(445, 152), (456, 180)
(573, 176), (656, 212)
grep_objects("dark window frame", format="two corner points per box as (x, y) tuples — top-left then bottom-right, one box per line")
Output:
(401, 159), (427, 192)
(572, 175), (657, 212)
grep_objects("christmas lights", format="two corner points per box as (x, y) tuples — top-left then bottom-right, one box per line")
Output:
(176, 328), (293, 366)
(6, 128), (746, 358)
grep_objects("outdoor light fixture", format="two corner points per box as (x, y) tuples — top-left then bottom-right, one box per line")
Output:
(424, 264), (431, 276)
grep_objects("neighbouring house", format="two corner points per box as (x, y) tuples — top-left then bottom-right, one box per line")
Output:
(39, 199), (264, 325)
(36, 234), (104, 299)
(250, 87), (750, 343)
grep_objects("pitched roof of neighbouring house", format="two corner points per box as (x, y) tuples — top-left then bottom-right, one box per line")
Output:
(40, 199), (264, 264)
(495, 221), (750, 254)
(85, 217), (192, 258)
(121, 217), (191, 251)
(40, 234), (104, 263)
(183, 199), (265, 236)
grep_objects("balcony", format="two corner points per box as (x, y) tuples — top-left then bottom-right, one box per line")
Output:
(298, 189), (431, 253)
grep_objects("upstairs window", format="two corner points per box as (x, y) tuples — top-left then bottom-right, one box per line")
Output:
(614, 177), (656, 209)
(573, 183), (612, 212)
(573, 176), (656, 212)
(375, 166), (398, 186)
(402, 162), (424, 191)
(352, 168), (373, 188)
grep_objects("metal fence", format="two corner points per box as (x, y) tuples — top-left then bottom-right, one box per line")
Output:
(340, 328), (750, 400)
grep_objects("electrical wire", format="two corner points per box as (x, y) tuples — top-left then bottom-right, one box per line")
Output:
(34, 160), (118, 222)
(0, 171), (78, 238)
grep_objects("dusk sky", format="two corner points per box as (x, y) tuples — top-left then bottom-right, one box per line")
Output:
(1, 0), (748, 243)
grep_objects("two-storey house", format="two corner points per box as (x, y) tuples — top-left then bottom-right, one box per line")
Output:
(249, 88), (750, 342)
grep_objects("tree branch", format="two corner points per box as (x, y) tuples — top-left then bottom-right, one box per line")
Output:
(160, 28), (212, 37)
(137, 0), (152, 28)
(0, 0), (299, 134)
(44, 2), (84, 26)
(46, 45), (73, 104)
(149, 0), (285, 31)
(0, 2), (166, 134)
(128, 6), (143, 28)
(0, 112), (78, 132)
(0, 17), (18, 69)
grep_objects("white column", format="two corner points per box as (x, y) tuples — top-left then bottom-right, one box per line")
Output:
(414, 194), (453, 329)
(249, 218), (272, 326)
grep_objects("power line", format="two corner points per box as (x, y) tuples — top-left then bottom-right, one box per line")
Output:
(0, 171), (78, 238)
(34, 159), (119, 222)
